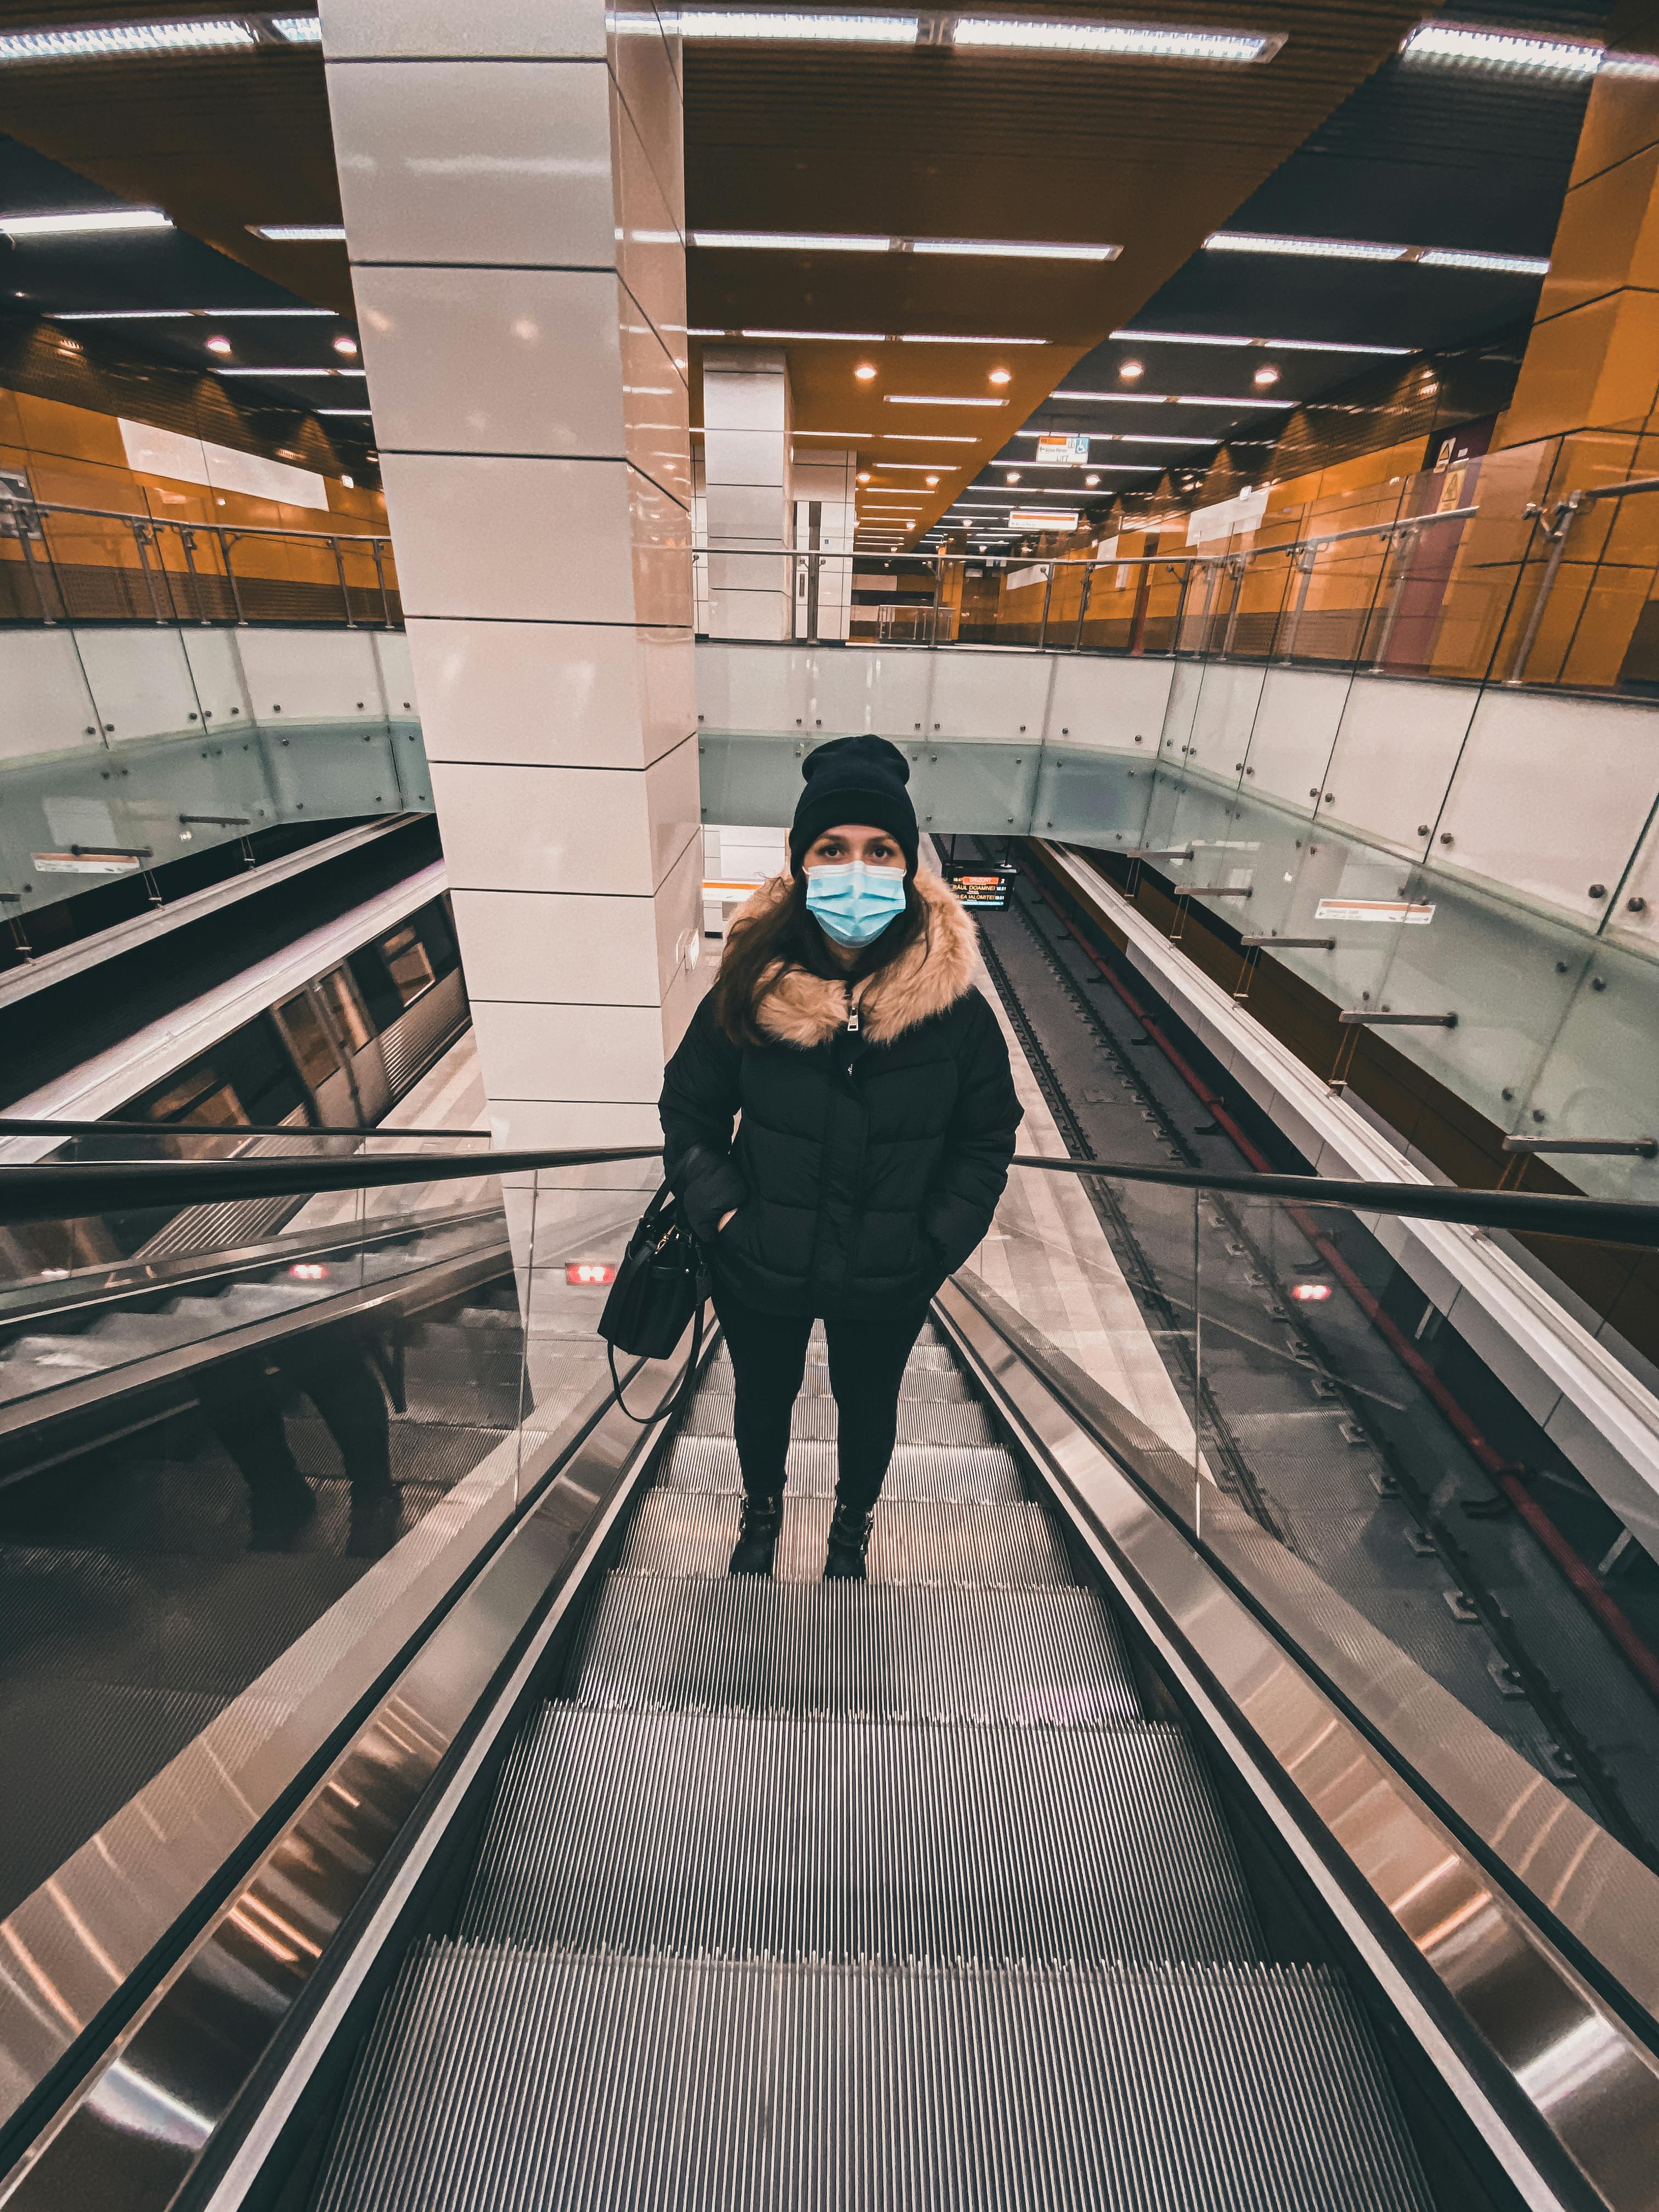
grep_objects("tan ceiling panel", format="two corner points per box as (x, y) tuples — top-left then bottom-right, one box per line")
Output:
(0, 1), (1427, 535)
(0, 2), (352, 309)
(686, 4), (1429, 536)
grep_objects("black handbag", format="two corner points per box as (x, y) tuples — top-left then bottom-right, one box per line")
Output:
(597, 1180), (708, 1422)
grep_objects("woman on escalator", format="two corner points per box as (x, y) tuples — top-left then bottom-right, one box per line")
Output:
(659, 734), (1021, 1582)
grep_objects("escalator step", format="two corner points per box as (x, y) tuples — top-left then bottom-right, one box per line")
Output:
(706, 1350), (975, 1402)
(682, 1389), (997, 1448)
(616, 1493), (1071, 1585)
(658, 1434), (1025, 1503)
(462, 1705), (1257, 1963)
(570, 1577), (1141, 1725)
(318, 1945), (1430, 2212)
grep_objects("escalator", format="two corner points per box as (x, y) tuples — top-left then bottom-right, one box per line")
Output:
(3, 1137), (1658, 2212)
(309, 1317), (1432, 2209)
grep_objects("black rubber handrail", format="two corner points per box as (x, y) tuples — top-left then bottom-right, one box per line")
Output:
(0, 1141), (1656, 1244)
(0, 1116), (492, 1141)
(1007, 1152), (1659, 1247)
(0, 1146), (666, 1228)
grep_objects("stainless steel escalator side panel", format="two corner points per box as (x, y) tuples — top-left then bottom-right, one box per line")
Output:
(0, 1321), (710, 2209)
(936, 1273), (1659, 2212)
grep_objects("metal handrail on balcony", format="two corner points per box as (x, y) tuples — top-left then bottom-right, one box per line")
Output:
(8, 464), (1659, 689)
(0, 491), (398, 630)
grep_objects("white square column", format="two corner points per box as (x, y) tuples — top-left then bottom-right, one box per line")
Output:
(321, 0), (697, 1156)
(702, 348), (792, 641)
(792, 444), (856, 641)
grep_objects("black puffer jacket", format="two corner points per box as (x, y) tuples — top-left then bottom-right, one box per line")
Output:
(660, 870), (1021, 1317)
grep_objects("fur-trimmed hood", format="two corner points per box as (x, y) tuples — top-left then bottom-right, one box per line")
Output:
(729, 867), (980, 1049)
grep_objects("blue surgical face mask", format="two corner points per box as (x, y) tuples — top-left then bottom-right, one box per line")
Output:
(804, 860), (908, 948)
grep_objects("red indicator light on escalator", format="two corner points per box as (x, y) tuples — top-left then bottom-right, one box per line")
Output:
(566, 1261), (617, 1287)
(1290, 1282), (1333, 1302)
(290, 1262), (331, 1282)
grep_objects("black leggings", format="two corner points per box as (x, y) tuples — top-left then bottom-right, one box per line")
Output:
(712, 1283), (929, 1511)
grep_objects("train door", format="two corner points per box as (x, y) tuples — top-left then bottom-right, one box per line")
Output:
(316, 963), (392, 1124)
(272, 988), (357, 1128)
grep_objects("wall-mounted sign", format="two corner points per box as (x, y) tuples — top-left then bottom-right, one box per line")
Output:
(1314, 898), (1435, 925)
(1009, 509), (1077, 532)
(948, 867), (1017, 910)
(32, 850), (143, 876)
(1186, 485), (1269, 548)
(1035, 433), (1089, 466)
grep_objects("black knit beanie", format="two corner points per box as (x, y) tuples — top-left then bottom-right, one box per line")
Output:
(788, 734), (919, 876)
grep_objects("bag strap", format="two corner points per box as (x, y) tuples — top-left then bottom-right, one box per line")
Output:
(607, 1294), (707, 1427)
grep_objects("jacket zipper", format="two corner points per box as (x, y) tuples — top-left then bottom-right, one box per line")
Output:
(843, 983), (860, 1077)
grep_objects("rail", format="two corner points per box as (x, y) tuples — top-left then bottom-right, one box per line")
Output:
(7, 444), (1659, 689)
(0, 490), (398, 629)
(3, 1138), (1658, 1243)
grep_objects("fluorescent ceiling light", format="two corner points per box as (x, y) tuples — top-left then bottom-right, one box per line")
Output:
(1207, 231), (1407, 261)
(1206, 229), (1549, 274)
(952, 16), (1276, 63)
(1418, 247), (1550, 275)
(1401, 23), (1601, 74)
(1, 207), (171, 238)
(791, 430), (872, 438)
(317, 408), (373, 416)
(882, 461), (964, 470)
(697, 231), (1118, 262)
(693, 230), (891, 251)
(249, 224), (347, 241)
(54, 305), (336, 319)
(271, 14), (324, 38)
(1110, 326), (1411, 356)
(682, 10), (919, 41)
(740, 328), (885, 341)
(886, 394), (1005, 408)
(1054, 389), (1294, 408)
(912, 236), (1118, 261)
(899, 332), (1045, 344)
(0, 18), (254, 60)
(884, 432), (978, 442)
(215, 365), (366, 376)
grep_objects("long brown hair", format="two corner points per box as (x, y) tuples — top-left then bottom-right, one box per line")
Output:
(710, 873), (929, 1046)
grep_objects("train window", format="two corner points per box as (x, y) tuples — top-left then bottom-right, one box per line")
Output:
(276, 991), (341, 1090)
(226, 1018), (308, 1126)
(420, 898), (461, 978)
(319, 964), (374, 1052)
(379, 924), (436, 1007)
(137, 1064), (247, 1138)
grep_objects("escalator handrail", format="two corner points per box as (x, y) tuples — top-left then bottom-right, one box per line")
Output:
(0, 1115), (496, 1141)
(0, 1201), (504, 1328)
(1, 1142), (1657, 1245)
(0, 1144), (667, 1228)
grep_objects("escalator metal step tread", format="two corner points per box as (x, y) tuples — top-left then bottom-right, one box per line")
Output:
(318, 1945), (1431, 2212)
(616, 1493), (1072, 1585)
(658, 1434), (1025, 1503)
(682, 1389), (997, 1447)
(461, 1705), (1257, 1963)
(569, 1576), (1142, 1724)
(706, 1351), (975, 1402)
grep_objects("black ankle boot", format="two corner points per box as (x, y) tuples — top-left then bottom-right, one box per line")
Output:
(823, 1498), (874, 1581)
(729, 1490), (784, 1576)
